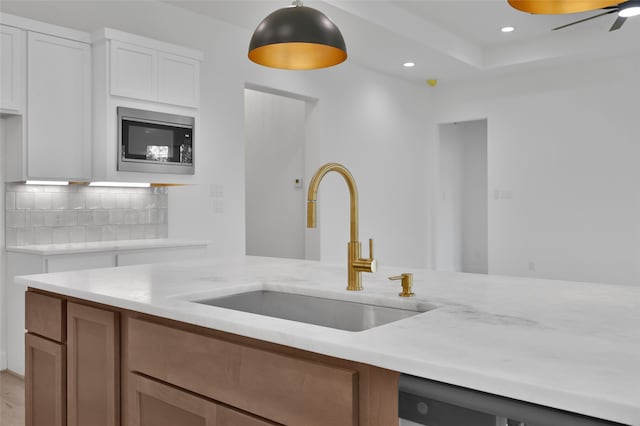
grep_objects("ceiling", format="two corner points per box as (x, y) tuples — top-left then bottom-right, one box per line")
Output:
(2, 0), (639, 83)
(168, 0), (640, 83)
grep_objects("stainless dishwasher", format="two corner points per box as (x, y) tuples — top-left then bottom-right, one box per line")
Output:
(399, 375), (626, 426)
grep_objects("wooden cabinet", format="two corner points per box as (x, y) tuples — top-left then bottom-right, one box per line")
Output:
(24, 290), (398, 426)
(128, 373), (276, 426)
(67, 302), (119, 426)
(127, 318), (358, 426)
(108, 32), (201, 108)
(25, 333), (66, 426)
(27, 31), (91, 180)
(0, 24), (26, 113)
(25, 293), (67, 426)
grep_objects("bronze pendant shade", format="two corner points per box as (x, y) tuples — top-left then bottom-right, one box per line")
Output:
(508, 0), (621, 14)
(248, 2), (347, 70)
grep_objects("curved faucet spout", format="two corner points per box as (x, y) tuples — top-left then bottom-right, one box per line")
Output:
(307, 163), (358, 242)
(306, 163), (375, 291)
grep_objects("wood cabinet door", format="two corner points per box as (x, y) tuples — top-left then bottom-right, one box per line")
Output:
(27, 31), (91, 180)
(67, 302), (120, 426)
(25, 333), (66, 426)
(0, 25), (26, 113)
(128, 373), (276, 426)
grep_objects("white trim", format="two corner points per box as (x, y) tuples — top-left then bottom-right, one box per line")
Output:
(0, 13), (91, 44)
(93, 28), (204, 61)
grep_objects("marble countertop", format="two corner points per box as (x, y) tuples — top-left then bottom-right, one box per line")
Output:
(6, 238), (209, 255)
(15, 256), (640, 425)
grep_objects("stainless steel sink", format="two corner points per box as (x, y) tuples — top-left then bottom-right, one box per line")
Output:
(194, 290), (431, 331)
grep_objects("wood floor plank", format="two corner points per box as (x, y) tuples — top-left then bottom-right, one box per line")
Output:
(1, 371), (26, 426)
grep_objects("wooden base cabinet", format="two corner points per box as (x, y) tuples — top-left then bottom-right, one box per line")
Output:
(129, 373), (276, 426)
(26, 289), (399, 426)
(67, 302), (120, 426)
(25, 333), (66, 426)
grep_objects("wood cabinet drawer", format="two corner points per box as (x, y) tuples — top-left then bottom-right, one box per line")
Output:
(127, 318), (357, 426)
(128, 373), (277, 426)
(26, 291), (64, 342)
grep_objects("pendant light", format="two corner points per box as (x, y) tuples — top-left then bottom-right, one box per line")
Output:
(248, 0), (347, 70)
(508, 0), (620, 14)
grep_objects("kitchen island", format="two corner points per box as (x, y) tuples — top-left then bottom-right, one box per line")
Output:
(17, 256), (640, 425)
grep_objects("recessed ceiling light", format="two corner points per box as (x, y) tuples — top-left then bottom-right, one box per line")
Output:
(501, 26), (515, 33)
(403, 62), (415, 68)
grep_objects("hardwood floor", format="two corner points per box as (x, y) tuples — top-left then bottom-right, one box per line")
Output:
(1, 370), (25, 426)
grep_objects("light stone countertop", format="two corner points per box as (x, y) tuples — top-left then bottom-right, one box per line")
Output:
(6, 238), (209, 255)
(15, 256), (640, 425)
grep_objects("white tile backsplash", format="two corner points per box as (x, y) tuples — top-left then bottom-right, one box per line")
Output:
(35, 193), (52, 210)
(68, 193), (85, 210)
(51, 193), (68, 210)
(93, 210), (110, 225)
(7, 210), (26, 228)
(44, 211), (63, 227)
(77, 210), (93, 225)
(5, 184), (168, 246)
(16, 192), (35, 209)
(85, 192), (100, 210)
(5, 192), (16, 210)
(26, 211), (44, 227)
(116, 193), (130, 209)
(36, 227), (54, 244)
(52, 227), (70, 244)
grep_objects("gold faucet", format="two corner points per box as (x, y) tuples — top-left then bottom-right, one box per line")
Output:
(307, 163), (376, 291)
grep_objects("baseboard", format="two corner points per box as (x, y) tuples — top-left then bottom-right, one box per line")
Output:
(0, 351), (6, 371)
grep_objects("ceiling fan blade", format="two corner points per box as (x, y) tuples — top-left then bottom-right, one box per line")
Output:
(552, 10), (616, 30)
(609, 15), (628, 31)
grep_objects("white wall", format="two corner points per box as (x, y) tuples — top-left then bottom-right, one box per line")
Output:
(436, 120), (488, 274)
(244, 89), (306, 259)
(0, 1), (434, 270)
(434, 54), (640, 285)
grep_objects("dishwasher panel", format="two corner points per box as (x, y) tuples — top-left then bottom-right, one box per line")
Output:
(399, 374), (625, 426)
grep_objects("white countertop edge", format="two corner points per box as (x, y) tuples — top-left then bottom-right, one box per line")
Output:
(6, 238), (210, 255)
(18, 276), (639, 426)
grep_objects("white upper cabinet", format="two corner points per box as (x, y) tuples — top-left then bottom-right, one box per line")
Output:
(106, 30), (201, 108)
(110, 40), (157, 101)
(27, 32), (91, 180)
(0, 25), (26, 114)
(158, 52), (200, 107)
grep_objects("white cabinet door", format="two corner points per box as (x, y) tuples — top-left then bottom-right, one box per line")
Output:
(0, 25), (26, 113)
(158, 53), (199, 107)
(27, 32), (91, 180)
(110, 40), (157, 101)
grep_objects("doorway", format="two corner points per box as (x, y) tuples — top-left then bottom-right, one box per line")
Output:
(436, 119), (488, 273)
(244, 89), (307, 259)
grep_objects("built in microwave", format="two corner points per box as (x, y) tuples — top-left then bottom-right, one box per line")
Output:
(118, 107), (194, 175)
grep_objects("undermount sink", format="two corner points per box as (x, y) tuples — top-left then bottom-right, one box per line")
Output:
(194, 290), (432, 331)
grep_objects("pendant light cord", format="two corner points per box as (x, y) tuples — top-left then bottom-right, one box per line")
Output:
(291, 0), (303, 6)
